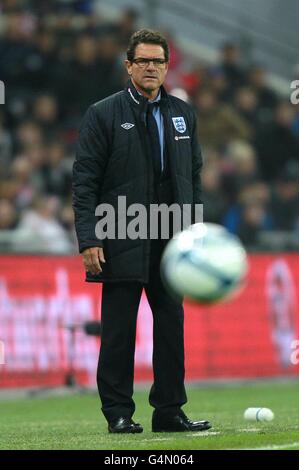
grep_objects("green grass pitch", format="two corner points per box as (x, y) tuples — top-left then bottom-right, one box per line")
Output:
(1, 383), (299, 450)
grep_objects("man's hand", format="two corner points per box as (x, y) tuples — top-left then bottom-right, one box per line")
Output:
(82, 247), (105, 275)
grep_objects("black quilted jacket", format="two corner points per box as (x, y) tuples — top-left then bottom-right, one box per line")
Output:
(72, 80), (203, 283)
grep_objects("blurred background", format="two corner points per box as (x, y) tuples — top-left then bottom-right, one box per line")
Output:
(0, 0), (298, 391)
(1, 0), (299, 253)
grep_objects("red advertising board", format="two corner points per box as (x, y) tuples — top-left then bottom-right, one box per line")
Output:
(0, 254), (298, 388)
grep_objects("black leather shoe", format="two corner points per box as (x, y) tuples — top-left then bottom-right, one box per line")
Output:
(152, 411), (212, 432)
(108, 417), (143, 434)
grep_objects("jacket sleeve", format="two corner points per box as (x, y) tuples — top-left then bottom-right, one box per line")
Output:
(72, 104), (108, 253)
(191, 109), (203, 223)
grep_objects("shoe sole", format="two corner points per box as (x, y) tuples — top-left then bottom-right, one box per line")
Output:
(152, 425), (212, 433)
(108, 428), (143, 434)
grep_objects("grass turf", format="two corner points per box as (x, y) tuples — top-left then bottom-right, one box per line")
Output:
(0, 383), (299, 450)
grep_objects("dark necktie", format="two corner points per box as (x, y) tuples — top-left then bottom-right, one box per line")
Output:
(147, 102), (161, 176)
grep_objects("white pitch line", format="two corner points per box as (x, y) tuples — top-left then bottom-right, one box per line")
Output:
(243, 442), (299, 450)
(238, 428), (261, 433)
(118, 431), (221, 444)
(118, 437), (175, 444)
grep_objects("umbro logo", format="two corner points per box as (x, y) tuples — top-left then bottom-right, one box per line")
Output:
(121, 123), (135, 130)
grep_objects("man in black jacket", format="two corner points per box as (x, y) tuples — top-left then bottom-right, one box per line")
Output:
(73, 29), (211, 433)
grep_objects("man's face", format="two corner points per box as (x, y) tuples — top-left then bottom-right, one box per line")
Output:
(125, 43), (169, 96)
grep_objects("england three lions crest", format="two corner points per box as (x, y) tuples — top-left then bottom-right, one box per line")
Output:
(172, 116), (186, 134)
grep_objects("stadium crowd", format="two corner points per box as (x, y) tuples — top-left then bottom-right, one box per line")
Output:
(0, 0), (299, 252)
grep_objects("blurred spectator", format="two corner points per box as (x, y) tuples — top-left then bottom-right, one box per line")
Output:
(255, 101), (299, 181)
(270, 163), (299, 231)
(59, 201), (75, 231)
(116, 7), (139, 46)
(15, 120), (43, 151)
(180, 63), (206, 98)
(32, 94), (60, 140)
(18, 195), (74, 252)
(28, 29), (60, 91)
(222, 140), (259, 202)
(237, 202), (271, 247)
(96, 34), (125, 97)
(103, 7), (139, 47)
(54, 34), (100, 116)
(0, 115), (12, 165)
(223, 182), (273, 237)
(41, 142), (72, 198)
(202, 162), (227, 224)
(10, 155), (38, 209)
(207, 67), (230, 103)
(59, 201), (77, 247)
(247, 66), (278, 115)
(219, 42), (246, 95)
(0, 199), (18, 229)
(0, 13), (37, 91)
(195, 87), (251, 148)
(234, 86), (259, 133)
(54, 33), (123, 119)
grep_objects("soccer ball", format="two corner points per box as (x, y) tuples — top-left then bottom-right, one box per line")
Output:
(161, 223), (248, 304)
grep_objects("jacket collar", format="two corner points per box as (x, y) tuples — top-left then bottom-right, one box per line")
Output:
(125, 79), (169, 112)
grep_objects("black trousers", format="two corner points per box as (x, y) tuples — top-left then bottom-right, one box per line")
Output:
(97, 238), (187, 423)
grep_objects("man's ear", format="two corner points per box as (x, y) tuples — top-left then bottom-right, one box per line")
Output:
(125, 60), (132, 75)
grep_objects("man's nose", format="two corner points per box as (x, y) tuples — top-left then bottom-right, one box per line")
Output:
(146, 61), (156, 69)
